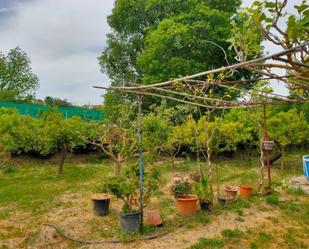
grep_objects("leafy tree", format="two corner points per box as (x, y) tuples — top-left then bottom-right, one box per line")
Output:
(137, 5), (236, 84)
(87, 123), (136, 174)
(99, 0), (246, 108)
(45, 113), (90, 174)
(44, 96), (73, 107)
(0, 109), (91, 174)
(0, 47), (39, 99)
(268, 109), (308, 171)
(142, 114), (171, 161)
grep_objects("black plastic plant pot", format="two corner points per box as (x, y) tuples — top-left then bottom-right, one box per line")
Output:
(92, 194), (112, 216)
(200, 200), (212, 211)
(218, 197), (227, 207)
(120, 211), (140, 233)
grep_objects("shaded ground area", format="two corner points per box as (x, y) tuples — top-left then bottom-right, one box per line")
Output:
(0, 151), (308, 249)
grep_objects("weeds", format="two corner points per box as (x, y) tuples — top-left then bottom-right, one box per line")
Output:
(221, 229), (244, 239)
(266, 195), (279, 205)
(189, 238), (224, 249)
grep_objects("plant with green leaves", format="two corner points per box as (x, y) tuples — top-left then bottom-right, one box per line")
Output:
(0, 109), (92, 174)
(195, 113), (250, 194)
(172, 178), (191, 198)
(45, 112), (91, 174)
(0, 47), (39, 99)
(103, 164), (140, 213)
(194, 171), (213, 204)
(102, 163), (160, 212)
(268, 108), (308, 171)
(142, 113), (171, 162)
(232, 0), (309, 96)
(99, 0), (254, 109)
(87, 123), (136, 174)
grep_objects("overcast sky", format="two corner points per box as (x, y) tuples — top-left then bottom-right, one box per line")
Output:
(0, 0), (296, 105)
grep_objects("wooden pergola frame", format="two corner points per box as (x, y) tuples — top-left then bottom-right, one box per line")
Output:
(94, 41), (309, 109)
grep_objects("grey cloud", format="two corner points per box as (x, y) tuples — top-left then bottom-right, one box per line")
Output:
(0, 8), (9, 13)
(0, 0), (115, 105)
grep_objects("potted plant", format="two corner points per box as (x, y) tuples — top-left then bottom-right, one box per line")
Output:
(194, 174), (213, 211)
(103, 164), (161, 233)
(92, 194), (112, 216)
(103, 165), (140, 233)
(172, 178), (197, 216)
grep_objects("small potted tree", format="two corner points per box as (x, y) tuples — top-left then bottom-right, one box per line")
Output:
(103, 164), (161, 233)
(194, 173), (213, 211)
(172, 178), (197, 216)
(103, 165), (140, 233)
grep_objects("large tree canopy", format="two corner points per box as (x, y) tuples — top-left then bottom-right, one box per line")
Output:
(0, 47), (39, 99)
(99, 0), (243, 86)
(137, 5), (235, 83)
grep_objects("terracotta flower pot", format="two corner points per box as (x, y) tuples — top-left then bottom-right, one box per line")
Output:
(146, 210), (163, 226)
(224, 187), (238, 199)
(239, 186), (253, 198)
(176, 195), (198, 216)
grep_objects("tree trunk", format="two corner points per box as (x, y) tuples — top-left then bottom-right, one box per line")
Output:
(115, 155), (122, 175)
(58, 145), (67, 175)
(280, 145), (285, 173)
(171, 155), (176, 167)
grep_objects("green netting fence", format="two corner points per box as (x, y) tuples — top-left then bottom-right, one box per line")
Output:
(0, 102), (104, 121)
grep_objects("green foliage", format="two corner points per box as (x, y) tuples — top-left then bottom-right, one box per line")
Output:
(103, 92), (136, 126)
(99, 0), (251, 108)
(0, 47), (39, 99)
(194, 172), (213, 202)
(87, 121), (136, 173)
(266, 195), (279, 205)
(172, 178), (191, 198)
(0, 109), (92, 156)
(189, 237), (224, 249)
(268, 109), (308, 148)
(137, 5), (235, 84)
(268, 109), (308, 169)
(44, 96), (73, 107)
(258, 231), (273, 243)
(233, 0), (309, 97)
(142, 113), (171, 161)
(102, 164), (139, 212)
(221, 229), (244, 239)
(102, 164), (160, 212)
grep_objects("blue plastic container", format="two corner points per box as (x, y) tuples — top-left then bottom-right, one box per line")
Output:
(303, 156), (309, 182)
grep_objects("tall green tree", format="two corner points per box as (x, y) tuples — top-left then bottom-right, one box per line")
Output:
(268, 109), (308, 171)
(137, 5), (237, 84)
(0, 47), (39, 99)
(99, 0), (246, 108)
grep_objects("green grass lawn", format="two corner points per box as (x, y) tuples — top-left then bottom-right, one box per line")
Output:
(0, 150), (308, 249)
